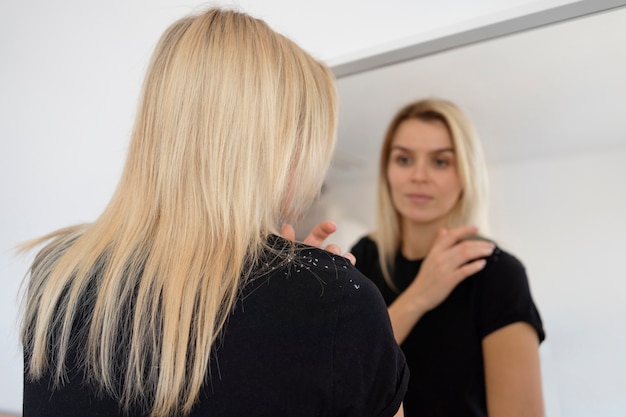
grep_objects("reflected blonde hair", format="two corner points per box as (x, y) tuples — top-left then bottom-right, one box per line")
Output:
(375, 99), (488, 290)
(21, 8), (336, 417)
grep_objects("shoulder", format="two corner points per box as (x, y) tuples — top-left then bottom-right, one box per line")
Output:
(480, 246), (529, 289)
(252, 238), (384, 308)
(294, 242), (386, 307)
(280, 242), (394, 336)
(475, 246), (546, 342)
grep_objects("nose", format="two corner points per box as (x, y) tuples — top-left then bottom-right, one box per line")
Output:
(410, 160), (429, 182)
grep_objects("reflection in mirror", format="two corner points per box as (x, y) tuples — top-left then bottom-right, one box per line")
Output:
(298, 6), (626, 417)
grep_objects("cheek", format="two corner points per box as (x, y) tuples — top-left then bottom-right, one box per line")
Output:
(386, 168), (403, 194)
(442, 173), (463, 200)
(387, 166), (402, 188)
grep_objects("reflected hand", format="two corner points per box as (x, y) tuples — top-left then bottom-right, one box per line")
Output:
(409, 226), (495, 312)
(281, 221), (356, 265)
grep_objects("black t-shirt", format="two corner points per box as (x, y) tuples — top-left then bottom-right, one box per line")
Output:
(23, 237), (409, 417)
(351, 236), (545, 417)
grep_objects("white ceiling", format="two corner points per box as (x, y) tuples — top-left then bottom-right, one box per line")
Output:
(221, 0), (556, 64)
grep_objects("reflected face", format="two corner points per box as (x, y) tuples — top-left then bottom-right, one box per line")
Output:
(387, 118), (462, 227)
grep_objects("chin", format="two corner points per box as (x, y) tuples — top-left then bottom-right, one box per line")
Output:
(402, 211), (446, 226)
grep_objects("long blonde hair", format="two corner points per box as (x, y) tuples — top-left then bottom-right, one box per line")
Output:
(21, 8), (337, 417)
(375, 99), (488, 290)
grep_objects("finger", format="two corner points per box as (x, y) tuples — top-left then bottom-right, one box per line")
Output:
(302, 221), (337, 247)
(342, 252), (356, 266)
(281, 223), (296, 241)
(324, 245), (356, 265)
(428, 228), (455, 254)
(451, 240), (495, 265)
(323, 243), (342, 256)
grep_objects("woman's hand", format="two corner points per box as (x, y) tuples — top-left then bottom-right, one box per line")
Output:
(281, 221), (356, 265)
(409, 226), (495, 312)
(389, 226), (495, 344)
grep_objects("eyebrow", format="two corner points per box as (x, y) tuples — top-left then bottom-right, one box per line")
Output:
(390, 145), (455, 154)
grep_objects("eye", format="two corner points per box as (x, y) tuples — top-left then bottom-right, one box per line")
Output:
(431, 152), (454, 169)
(393, 154), (412, 166)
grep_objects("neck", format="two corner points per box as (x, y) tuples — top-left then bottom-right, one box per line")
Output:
(400, 218), (446, 260)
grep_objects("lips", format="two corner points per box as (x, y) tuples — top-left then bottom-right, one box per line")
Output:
(406, 193), (433, 204)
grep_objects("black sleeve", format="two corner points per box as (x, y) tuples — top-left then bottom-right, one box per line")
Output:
(477, 249), (546, 342)
(331, 266), (409, 417)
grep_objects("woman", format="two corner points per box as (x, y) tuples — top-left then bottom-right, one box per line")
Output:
(351, 99), (545, 416)
(20, 8), (408, 417)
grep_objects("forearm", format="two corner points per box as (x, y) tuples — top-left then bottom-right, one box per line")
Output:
(387, 286), (429, 344)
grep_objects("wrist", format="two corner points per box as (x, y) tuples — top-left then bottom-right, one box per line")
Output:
(398, 285), (431, 318)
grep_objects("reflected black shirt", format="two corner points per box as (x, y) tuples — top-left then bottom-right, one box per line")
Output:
(351, 236), (544, 417)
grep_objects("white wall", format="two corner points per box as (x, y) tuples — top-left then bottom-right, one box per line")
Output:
(488, 147), (626, 417)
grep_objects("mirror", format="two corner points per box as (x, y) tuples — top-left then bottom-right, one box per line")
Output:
(299, 5), (626, 416)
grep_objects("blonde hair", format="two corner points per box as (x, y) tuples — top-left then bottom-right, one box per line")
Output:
(375, 98), (489, 290)
(21, 8), (337, 417)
